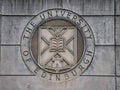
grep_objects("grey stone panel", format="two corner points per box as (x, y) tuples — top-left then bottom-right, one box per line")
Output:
(117, 77), (120, 90)
(1, 0), (114, 15)
(116, 0), (120, 15)
(63, 0), (114, 15)
(1, 16), (33, 44)
(0, 76), (115, 90)
(0, 0), (2, 14)
(116, 46), (120, 75)
(84, 46), (115, 75)
(0, 46), (32, 75)
(116, 16), (120, 45)
(84, 16), (114, 45)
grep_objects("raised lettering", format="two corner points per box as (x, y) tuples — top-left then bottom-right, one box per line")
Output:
(26, 58), (32, 62)
(71, 69), (77, 76)
(41, 71), (46, 78)
(72, 15), (77, 21)
(76, 18), (83, 27)
(34, 67), (40, 74)
(26, 27), (32, 34)
(84, 28), (90, 33)
(61, 10), (65, 16)
(83, 58), (89, 64)
(30, 21), (36, 27)
(47, 11), (53, 17)
(67, 12), (71, 19)
(78, 65), (85, 71)
(56, 10), (58, 16)
(23, 34), (29, 39)
(81, 24), (87, 28)
(39, 14), (46, 20)
(49, 73), (52, 80)
(23, 50), (29, 56)
(64, 73), (69, 80)
(86, 50), (93, 56)
(87, 34), (92, 39)
(56, 74), (60, 81)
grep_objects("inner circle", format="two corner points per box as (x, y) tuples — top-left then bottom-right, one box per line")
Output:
(31, 19), (84, 74)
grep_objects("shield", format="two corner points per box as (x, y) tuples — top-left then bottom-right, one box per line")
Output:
(38, 26), (77, 73)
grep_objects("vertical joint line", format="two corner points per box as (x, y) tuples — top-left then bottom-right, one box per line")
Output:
(0, 15), (1, 63)
(114, 0), (117, 90)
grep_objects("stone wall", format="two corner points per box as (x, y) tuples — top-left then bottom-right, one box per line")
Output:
(0, 0), (119, 90)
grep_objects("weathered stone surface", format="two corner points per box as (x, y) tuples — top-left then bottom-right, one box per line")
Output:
(0, 0), (2, 14)
(0, 76), (115, 90)
(0, 46), (32, 75)
(116, 0), (120, 15)
(84, 46), (115, 75)
(0, 45), (115, 75)
(116, 46), (120, 75)
(84, 16), (114, 45)
(1, 0), (114, 15)
(1, 16), (33, 44)
(0, 0), (116, 89)
(117, 77), (120, 90)
(0, 15), (1, 43)
(1, 16), (114, 45)
(63, 0), (114, 15)
(116, 16), (120, 45)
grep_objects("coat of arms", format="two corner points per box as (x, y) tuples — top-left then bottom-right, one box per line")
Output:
(38, 27), (77, 73)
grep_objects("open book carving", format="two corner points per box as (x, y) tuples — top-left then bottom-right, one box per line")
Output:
(50, 37), (64, 52)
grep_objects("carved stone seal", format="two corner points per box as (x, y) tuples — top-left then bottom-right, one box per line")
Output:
(21, 8), (95, 82)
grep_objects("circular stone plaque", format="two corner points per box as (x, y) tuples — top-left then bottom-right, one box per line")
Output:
(21, 8), (95, 82)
